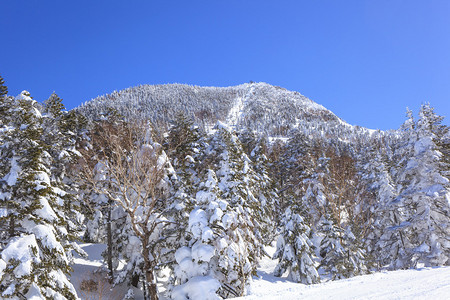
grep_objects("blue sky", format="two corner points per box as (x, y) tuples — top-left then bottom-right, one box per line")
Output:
(1, 0), (449, 130)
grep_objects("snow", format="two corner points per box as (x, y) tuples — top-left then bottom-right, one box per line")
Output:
(35, 170), (51, 185)
(215, 120), (232, 132)
(32, 224), (65, 255)
(3, 156), (20, 186)
(0, 234), (41, 278)
(189, 208), (208, 239)
(226, 84), (253, 128)
(238, 266), (450, 300)
(24, 283), (45, 300)
(191, 242), (215, 263)
(70, 243), (131, 299)
(196, 190), (214, 204)
(171, 276), (221, 300)
(2, 283), (15, 297)
(66, 231), (450, 300)
(35, 197), (58, 221)
(235, 246), (450, 300)
(175, 246), (191, 264)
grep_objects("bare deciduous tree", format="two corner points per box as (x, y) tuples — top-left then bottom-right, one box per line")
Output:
(81, 120), (173, 300)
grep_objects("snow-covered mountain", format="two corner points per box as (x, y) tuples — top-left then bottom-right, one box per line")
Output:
(1, 78), (449, 300)
(76, 82), (363, 137)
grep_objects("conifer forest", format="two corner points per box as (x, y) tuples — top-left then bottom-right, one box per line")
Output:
(0, 76), (449, 299)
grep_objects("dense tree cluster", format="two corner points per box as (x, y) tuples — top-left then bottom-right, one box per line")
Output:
(1, 77), (449, 299)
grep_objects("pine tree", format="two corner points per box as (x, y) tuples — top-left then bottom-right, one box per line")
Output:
(248, 137), (277, 245)
(169, 169), (222, 300)
(0, 76), (7, 98)
(165, 112), (201, 167)
(273, 204), (319, 284)
(0, 91), (77, 299)
(378, 109), (417, 269)
(42, 93), (86, 261)
(357, 142), (397, 268)
(170, 122), (271, 298)
(301, 155), (329, 229)
(319, 215), (368, 280)
(391, 104), (450, 267)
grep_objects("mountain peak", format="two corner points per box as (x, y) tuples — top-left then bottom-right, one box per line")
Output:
(76, 82), (354, 136)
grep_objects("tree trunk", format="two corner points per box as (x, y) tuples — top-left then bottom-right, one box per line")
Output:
(145, 269), (158, 300)
(142, 275), (148, 300)
(66, 201), (71, 235)
(9, 215), (15, 237)
(107, 202), (114, 283)
(142, 237), (158, 300)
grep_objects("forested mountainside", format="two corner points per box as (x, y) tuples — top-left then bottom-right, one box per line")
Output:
(1, 76), (449, 300)
(77, 82), (354, 136)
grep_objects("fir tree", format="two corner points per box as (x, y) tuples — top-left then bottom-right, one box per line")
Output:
(273, 204), (319, 284)
(170, 122), (271, 298)
(42, 92), (86, 261)
(390, 105), (450, 267)
(0, 91), (77, 299)
(319, 215), (368, 280)
(0, 75), (7, 98)
(169, 169), (222, 300)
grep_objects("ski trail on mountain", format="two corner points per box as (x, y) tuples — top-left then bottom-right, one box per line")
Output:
(226, 84), (254, 128)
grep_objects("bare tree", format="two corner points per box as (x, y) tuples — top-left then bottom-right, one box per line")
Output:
(81, 120), (173, 300)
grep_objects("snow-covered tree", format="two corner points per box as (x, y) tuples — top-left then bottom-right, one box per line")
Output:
(356, 141), (397, 268)
(301, 155), (329, 229)
(165, 112), (202, 168)
(319, 215), (368, 280)
(170, 122), (272, 298)
(211, 123), (266, 295)
(248, 138), (277, 245)
(0, 91), (77, 299)
(82, 120), (176, 300)
(389, 105), (450, 268)
(42, 92), (87, 261)
(273, 204), (319, 284)
(0, 75), (7, 98)
(169, 169), (222, 300)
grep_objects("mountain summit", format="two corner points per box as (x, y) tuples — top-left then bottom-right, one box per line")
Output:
(77, 82), (349, 136)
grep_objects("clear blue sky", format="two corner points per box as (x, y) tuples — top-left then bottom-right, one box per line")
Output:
(1, 0), (449, 130)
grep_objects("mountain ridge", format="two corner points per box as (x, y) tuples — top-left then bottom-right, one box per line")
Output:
(76, 82), (372, 138)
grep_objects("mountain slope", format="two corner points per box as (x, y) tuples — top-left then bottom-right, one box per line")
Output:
(76, 82), (353, 136)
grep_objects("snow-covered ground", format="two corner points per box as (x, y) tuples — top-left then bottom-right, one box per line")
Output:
(71, 243), (450, 300)
(240, 255), (450, 300)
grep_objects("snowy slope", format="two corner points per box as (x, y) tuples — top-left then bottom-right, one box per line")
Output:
(241, 265), (450, 300)
(76, 82), (348, 136)
(236, 245), (450, 300)
(71, 243), (450, 300)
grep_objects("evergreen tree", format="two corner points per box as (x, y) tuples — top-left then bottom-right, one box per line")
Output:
(165, 112), (201, 167)
(357, 142), (397, 268)
(0, 76), (7, 98)
(301, 155), (329, 229)
(248, 138), (277, 245)
(0, 91), (77, 299)
(273, 204), (319, 284)
(378, 109), (417, 269)
(169, 169), (222, 300)
(170, 122), (271, 298)
(319, 215), (368, 280)
(42, 93), (86, 261)
(391, 105), (450, 267)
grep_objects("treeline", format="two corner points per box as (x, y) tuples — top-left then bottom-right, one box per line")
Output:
(0, 76), (449, 299)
